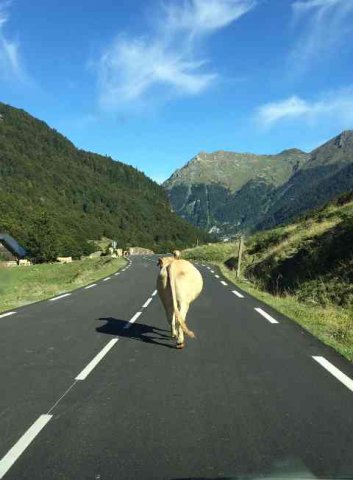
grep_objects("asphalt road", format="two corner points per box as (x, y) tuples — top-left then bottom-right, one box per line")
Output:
(0, 255), (352, 480)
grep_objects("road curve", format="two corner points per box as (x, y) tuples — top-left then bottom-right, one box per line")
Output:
(0, 255), (352, 479)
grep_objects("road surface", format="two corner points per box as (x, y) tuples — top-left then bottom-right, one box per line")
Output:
(0, 255), (352, 479)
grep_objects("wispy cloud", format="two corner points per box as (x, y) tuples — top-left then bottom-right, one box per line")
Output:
(0, 1), (24, 81)
(256, 88), (353, 128)
(290, 0), (353, 71)
(97, 0), (256, 110)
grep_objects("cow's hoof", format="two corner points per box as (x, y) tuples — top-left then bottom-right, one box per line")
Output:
(176, 343), (185, 349)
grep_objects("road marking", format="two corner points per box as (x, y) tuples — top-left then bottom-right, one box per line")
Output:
(254, 307), (279, 324)
(202, 264), (205, 266)
(207, 267), (211, 270)
(75, 338), (119, 381)
(0, 414), (52, 479)
(215, 275), (220, 279)
(143, 298), (152, 308)
(221, 281), (228, 286)
(114, 273), (120, 276)
(232, 290), (244, 298)
(84, 284), (97, 289)
(210, 270), (214, 273)
(103, 277), (111, 281)
(312, 356), (353, 392)
(152, 290), (158, 296)
(124, 311), (142, 329)
(0, 311), (16, 319)
(49, 293), (71, 302)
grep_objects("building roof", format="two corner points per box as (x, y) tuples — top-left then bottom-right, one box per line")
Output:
(0, 233), (27, 258)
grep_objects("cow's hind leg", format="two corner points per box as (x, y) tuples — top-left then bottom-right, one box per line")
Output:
(176, 303), (190, 348)
(171, 313), (177, 338)
(162, 299), (176, 338)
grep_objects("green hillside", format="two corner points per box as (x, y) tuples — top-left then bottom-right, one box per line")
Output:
(0, 102), (209, 258)
(164, 132), (353, 238)
(182, 192), (353, 361)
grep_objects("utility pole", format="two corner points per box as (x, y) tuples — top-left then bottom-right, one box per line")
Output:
(236, 235), (244, 278)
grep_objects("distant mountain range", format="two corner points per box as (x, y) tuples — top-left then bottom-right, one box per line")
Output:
(0, 102), (209, 256)
(164, 131), (353, 238)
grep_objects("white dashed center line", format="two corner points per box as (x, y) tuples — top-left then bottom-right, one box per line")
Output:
(232, 290), (244, 298)
(49, 293), (71, 302)
(0, 311), (16, 319)
(220, 281), (228, 286)
(114, 273), (120, 276)
(75, 338), (119, 381)
(215, 275), (220, 279)
(312, 356), (353, 393)
(84, 284), (97, 290)
(0, 414), (52, 479)
(152, 290), (158, 296)
(142, 298), (152, 308)
(254, 307), (279, 324)
(124, 311), (142, 329)
(103, 277), (111, 282)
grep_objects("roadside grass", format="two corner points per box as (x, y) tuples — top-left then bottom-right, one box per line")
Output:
(0, 256), (126, 313)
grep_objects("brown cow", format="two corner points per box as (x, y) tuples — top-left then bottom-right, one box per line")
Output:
(157, 256), (203, 348)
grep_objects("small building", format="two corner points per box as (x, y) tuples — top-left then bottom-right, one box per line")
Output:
(0, 233), (27, 262)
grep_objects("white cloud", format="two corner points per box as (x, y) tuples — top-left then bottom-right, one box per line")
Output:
(0, 1), (24, 81)
(256, 88), (353, 128)
(97, 0), (256, 109)
(164, 0), (256, 36)
(290, 0), (353, 70)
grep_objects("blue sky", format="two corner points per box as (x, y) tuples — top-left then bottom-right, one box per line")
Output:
(1, 0), (353, 182)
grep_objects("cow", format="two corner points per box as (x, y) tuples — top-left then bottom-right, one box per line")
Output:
(157, 255), (203, 349)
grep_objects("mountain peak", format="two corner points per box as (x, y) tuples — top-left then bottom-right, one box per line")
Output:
(278, 148), (306, 156)
(333, 130), (353, 148)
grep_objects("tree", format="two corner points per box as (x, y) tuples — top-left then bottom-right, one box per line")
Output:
(27, 211), (59, 263)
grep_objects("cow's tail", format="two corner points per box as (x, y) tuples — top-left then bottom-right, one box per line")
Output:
(167, 265), (195, 339)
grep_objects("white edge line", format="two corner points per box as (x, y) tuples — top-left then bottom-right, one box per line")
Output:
(75, 338), (119, 381)
(103, 277), (111, 281)
(0, 414), (52, 479)
(114, 273), (120, 276)
(254, 307), (279, 324)
(49, 293), (71, 302)
(124, 311), (142, 329)
(221, 281), (228, 286)
(151, 290), (158, 297)
(142, 298), (152, 308)
(312, 356), (353, 393)
(232, 290), (244, 298)
(215, 275), (220, 278)
(0, 311), (16, 318)
(84, 284), (97, 290)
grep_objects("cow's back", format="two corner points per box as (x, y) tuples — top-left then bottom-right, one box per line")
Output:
(170, 259), (203, 304)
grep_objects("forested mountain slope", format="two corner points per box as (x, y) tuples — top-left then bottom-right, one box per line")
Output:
(0, 102), (209, 257)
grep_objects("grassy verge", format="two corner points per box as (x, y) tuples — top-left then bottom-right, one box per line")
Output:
(0, 256), (126, 313)
(183, 245), (353, 362)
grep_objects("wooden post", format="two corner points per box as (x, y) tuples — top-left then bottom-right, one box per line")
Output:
(236, 235), (244, 278)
